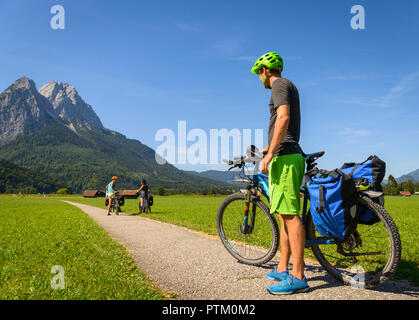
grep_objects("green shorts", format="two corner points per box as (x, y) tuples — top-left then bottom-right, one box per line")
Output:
(269, 153), (305, 215)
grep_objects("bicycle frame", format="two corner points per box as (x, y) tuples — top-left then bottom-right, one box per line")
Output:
(237, 153), (336, 246)
(140, 194), (150, 213)
(141, 197), (147, 208)
(109, 194), (120, 213)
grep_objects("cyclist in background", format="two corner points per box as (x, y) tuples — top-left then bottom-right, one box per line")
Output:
(251, 52), (308, 295)
(137, 180), (150, 213)
(106, 176), (119, 216)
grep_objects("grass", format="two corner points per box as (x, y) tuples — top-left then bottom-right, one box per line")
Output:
(0, 197), (166, 300)
(66, 194), (419, 286)
(383, 197), (419, 284)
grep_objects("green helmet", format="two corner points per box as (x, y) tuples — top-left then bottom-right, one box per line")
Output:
(251, 52), (284, 74)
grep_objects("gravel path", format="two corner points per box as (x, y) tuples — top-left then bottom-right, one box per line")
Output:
(64, 201), (418, 300)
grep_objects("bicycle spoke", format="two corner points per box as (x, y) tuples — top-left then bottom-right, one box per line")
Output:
(218, 194), (277, 263)
(309, 196), (399, 287)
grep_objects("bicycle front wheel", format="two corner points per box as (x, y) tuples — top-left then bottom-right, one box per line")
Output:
(307, 195), (401, 288)
(217, 192), (279, 265)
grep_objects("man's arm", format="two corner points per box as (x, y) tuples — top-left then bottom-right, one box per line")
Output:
(268, 104), (290, 155)
(260, 104), (290, 174)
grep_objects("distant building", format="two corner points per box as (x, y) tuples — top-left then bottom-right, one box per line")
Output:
(122, 190), (139, 199)
(399, 191), (412, 197)
(83, 190), (105, 198)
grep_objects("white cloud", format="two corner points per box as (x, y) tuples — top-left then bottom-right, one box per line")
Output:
(340, 127), (373, 144)
(213, 38), (246, 56)
(328, 70), (419, 108)
(232, 56), (258, 62)
(381, 71), (419, 104)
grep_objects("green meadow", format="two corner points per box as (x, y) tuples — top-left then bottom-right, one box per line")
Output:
(0, 194), (417, 300)
(67, 194), (419, 286)
(0, 197), (166, 300)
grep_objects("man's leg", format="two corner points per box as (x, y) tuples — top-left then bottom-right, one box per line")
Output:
(277, 214), (291, 273)
(268, 154), (306, 280)
(282, 214), (305, 280)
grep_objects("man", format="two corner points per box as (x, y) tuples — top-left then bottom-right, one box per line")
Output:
(251, 52), (309, 295)
(106, 176), (119, 216)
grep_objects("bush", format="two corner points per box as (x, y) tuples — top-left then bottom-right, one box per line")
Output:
(157, 186), (166, 196)
(56, 188), (69, 195)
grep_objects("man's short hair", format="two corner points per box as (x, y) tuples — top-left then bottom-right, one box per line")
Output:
(269, 68), (282, 75)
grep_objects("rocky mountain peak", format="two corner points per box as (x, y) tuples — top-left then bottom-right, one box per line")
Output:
(39, 80), (103, 130)
(9, 76), (37, 91)
(0, 77), (59, 146)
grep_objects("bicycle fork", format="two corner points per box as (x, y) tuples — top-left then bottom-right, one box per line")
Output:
(241, 189), (256, 234)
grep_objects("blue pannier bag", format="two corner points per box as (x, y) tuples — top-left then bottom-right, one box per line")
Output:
(340, 155), (386, 225)
(307, 169), (358, 240)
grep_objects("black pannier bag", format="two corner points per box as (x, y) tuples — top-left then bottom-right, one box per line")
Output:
(148, 195), (154, 206)
(340, 155), (386, 225)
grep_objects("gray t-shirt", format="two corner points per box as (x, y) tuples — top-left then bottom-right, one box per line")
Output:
(268, 78), (302, 156)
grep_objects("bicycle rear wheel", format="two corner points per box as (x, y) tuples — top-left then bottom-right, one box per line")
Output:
(217, 192), (279, 265)
(307, 195), (401, 288)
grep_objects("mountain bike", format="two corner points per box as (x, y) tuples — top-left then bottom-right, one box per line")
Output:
(106, 191), (122, 215)
(216, 146), (401, 288)
(139, 193), (151, 214)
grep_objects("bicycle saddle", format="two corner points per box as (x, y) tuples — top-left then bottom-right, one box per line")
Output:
(305, 151), (325, 160)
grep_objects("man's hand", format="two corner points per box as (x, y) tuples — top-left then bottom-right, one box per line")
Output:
(262, 145), (270, 155)
(260, 152), (274, 174)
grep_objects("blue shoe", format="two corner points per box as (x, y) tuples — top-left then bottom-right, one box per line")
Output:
(267, 274), (310, 295)
(266, 269), (289, 281)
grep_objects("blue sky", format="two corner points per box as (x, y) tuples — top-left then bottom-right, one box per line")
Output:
(0, 0), (418, 177)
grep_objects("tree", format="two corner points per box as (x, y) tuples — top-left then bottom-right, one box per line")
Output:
(56, 188), (69, 195)
(402, 180), (415, 194)
(157, 186), (166, 196)
(387, 175), (398, 195)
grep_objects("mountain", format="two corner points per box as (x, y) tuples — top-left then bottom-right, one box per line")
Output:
(0, 77), (231, 193)
(187, 170), (245, 186)
(397, 169), (419, 184)
(0, 159), (62, 193)
(0, 77), (61, 145)
(39, 80), (104, 131)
